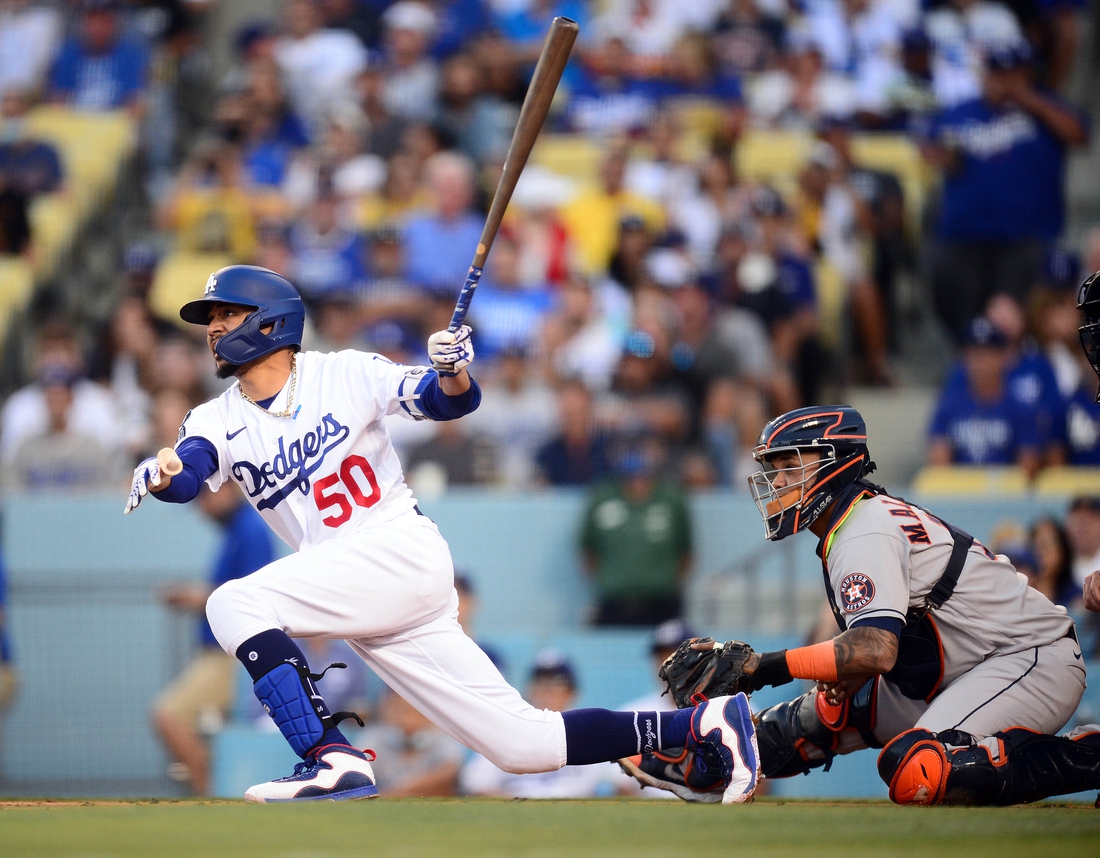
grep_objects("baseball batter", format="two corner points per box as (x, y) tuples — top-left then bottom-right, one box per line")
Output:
(124, 265), (760, 802)
(625, 406), (1099, 805)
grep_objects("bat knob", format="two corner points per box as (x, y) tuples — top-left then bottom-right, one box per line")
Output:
(157, 448), (183, 477)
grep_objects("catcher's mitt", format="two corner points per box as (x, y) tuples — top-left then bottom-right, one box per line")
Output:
(658, 637), (755, 709)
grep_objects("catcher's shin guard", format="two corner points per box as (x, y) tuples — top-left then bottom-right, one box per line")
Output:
(878, 727), (1100, 806)
(756, 681), (878, 778)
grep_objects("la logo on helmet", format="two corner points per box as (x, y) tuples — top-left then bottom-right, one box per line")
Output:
(205, 273), (217, 296)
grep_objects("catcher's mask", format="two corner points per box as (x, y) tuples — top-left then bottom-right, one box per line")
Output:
(748, 406), (874, 541)
(1078, 270), (1100, 402)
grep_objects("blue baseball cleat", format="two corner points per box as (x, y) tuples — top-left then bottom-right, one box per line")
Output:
(685, 693), (760, 804)
(621, 694), (761, 804)
(618, 747), (725, 803)
(244, 744), (380, 803)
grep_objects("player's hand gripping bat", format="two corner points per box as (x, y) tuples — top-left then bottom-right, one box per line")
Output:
(446, 16), (579, 332)
(123, 447), (183, 515)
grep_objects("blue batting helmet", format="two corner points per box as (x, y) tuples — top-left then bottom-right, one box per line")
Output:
(748, 406), (875, 541)
(180, 265), (305, 365)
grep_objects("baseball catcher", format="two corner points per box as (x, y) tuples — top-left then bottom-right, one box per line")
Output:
(624, 405), (1100, 805)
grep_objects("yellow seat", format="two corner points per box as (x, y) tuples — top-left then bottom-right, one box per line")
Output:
(911, 466), (1029, 497)
(25, 107), (135, 209)
(850, 135), (933, 241)
(735, 131), (814, 185)
(149, 252), (234, 330)
(814, 259), (846, 349)
(1033, 467), (1100, 496)
(666, 96), (727, 161)
(530, 134), (603, 187)
(0, 256), (34, 342)
(29, 194), (79, 277)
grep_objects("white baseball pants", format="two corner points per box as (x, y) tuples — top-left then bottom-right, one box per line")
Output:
(205, 510), (567, 774)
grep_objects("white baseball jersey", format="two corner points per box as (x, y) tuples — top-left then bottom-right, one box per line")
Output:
(179, 350), (430, 550)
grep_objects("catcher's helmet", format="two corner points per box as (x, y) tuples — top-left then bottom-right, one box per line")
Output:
(748, 406), (875, 541)
(1079, 270), (1100, 402)
(180, 265), (305, 366)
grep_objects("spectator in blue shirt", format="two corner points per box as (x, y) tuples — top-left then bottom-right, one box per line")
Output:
(150, 484), (275, 795)
(1063, 344), (1100, 466)
(0, 90), (63, 196)
(48, 0), (149, 114)
(565, 36), (668, 137)
(467, 230), (556, 362)
(937, 293), (1067, 464)
(920, 42), (1088, 341)
(403, 150), (484, 295)
(536, 379), (612, 486)
(0, 89), (63, 256)
(287, 173), (369, 302)
(0, 544), (16, 719)
(928, 316), (1042, 476)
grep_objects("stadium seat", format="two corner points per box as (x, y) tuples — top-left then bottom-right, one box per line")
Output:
(814, 259), (847, 349)
(910, 465), (1029, 496)
(530, 134), (603, 188)
(665, 96), (727, 161)
(849, 135), (933, 240)
(0, 256), (33, 342)
(1033, 467), (1100, 496)
(149, 251), (234, 329)
(29, 194), (79, 276)
(734, 130), (812, 196)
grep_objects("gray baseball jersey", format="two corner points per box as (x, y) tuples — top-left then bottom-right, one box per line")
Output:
(821, 489), (1083, 739)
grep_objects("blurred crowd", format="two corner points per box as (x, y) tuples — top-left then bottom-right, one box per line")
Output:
(0, 0), (1096, 494)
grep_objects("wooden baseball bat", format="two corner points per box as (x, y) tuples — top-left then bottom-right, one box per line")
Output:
(447, 16), (579, 332)
(154, 447), (183, 485)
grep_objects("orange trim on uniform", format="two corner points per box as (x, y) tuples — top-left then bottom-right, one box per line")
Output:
(922, 614), (946, 703)
(786, 641), (839, 682)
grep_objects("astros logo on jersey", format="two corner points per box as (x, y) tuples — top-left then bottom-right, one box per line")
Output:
(839, 573), (875, 612)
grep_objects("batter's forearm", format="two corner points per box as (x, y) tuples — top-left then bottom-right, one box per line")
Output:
(153, 437), (219, 504)
(438, 369), (471, 396)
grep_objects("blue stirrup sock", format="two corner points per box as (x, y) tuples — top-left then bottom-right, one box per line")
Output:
(236, 629), (359, 758)
(562, 708), (693, 765)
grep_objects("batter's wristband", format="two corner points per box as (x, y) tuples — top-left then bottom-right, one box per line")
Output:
(786, 641), (839, 682)
(751, 650), (794, 689)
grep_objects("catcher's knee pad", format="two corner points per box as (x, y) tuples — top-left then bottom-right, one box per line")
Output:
(879, 727), (1100, 806)
(878, 729), (950, 805)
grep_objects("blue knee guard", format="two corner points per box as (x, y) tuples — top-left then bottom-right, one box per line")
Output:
(254, 663), (326, 758)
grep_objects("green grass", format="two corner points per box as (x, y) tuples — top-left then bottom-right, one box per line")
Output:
(1, 798), (1099, 858)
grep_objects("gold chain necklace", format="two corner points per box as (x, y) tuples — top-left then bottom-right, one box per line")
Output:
(238, 353), (298, 417)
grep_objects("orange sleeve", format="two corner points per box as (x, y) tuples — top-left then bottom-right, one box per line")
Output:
(785, 641), (839, 682)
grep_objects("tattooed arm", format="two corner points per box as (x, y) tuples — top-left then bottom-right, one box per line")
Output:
(833, 625), (898, 677)
(742, 624), (898, 692)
